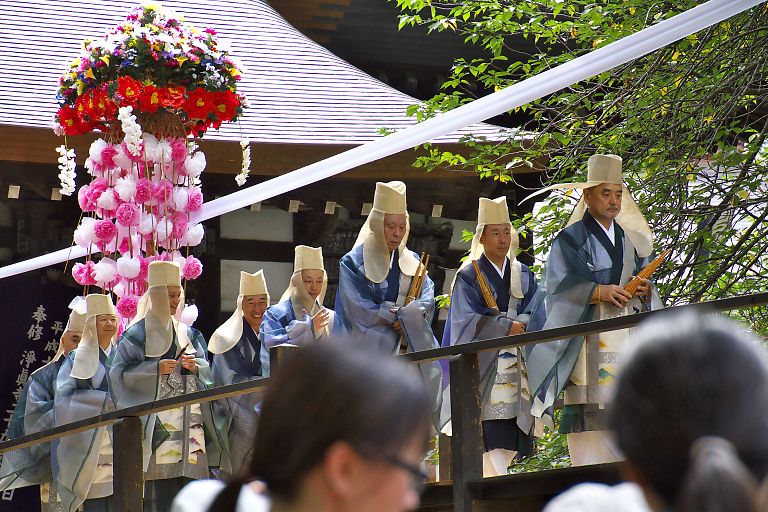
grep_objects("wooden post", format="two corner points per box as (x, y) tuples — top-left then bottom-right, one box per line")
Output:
(113, 416), (144, 511)
(450, 353), (483, 512)
(438, 433), (452, 481)
(269, 343), (298, 374)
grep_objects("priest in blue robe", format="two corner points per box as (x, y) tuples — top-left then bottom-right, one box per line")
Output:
(109, 261), (223, 511)
(53, 293), (118, 512)
(443, 196), (544, 476)
(525, 154), (663, 466)
(260, 246), (333, 375)
(333, 181), (443, 428)
(0, 300), (86, 505)
(209, 270), (270, 476)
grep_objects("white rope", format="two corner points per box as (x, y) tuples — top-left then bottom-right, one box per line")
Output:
(0, 0), (762, 279)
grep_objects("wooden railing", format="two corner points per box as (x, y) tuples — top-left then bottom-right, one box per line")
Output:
(1, 291), (767, 511)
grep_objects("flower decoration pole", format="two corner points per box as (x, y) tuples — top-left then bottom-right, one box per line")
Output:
(53, 2), (249, 326)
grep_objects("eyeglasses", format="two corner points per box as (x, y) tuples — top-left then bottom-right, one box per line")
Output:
(381, 455), (428, 493)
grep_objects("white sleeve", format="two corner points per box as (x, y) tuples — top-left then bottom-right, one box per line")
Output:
(544, 483), (651, 512)
(170, 479), (225, 512)
(171, 479), (271, 512)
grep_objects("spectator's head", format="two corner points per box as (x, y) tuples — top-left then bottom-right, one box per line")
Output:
(211, 342), (432, 512)
(610, 312), (768, 512)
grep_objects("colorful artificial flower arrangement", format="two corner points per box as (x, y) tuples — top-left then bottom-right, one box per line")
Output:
(56, 2), (252, 325)
(55, 2), (247, 138)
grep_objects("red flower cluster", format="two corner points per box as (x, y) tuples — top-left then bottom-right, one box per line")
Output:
(57, 76), (244, 137)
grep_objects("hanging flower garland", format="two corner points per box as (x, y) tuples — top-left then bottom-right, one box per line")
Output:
(55, 2), (249, 325)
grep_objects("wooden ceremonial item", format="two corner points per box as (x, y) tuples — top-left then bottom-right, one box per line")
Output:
(624, 248), (672, 295)
(405, 252), (430, 305)
(472, 260), (500, 312)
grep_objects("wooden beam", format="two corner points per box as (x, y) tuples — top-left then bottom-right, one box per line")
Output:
(450, 353), (483, 512)
(112, 417), (145, 512)
(0, 125), (543, 180)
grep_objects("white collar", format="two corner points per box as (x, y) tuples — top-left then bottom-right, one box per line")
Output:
(486, 255), (507, 279)
(598, 220), (616, 246)
(101, 344), (112, 358)
(390, 249), (396, 269)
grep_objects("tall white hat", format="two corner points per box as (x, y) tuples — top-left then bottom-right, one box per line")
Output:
(353, 181), (420, 283)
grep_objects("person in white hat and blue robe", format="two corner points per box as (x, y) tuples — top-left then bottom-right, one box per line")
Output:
(443, 196), (544, 476)
(53, 293), (118, 512)
(333, 181), (443, 429)
(109, 261), (223, 511)
(0, 299), (86, 507)
(525, 154), (663, 466)
(209, 270), (270, 476)
(259, 246), (334, 375)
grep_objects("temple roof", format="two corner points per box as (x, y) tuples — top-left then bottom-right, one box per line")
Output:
(0, 0), (517, 145)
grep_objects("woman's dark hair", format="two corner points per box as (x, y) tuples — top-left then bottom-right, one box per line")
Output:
(609, 312), (768, 511)
(209, 340), (432, 511)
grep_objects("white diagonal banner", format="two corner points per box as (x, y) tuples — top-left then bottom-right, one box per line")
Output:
(0, 0), (763, 279)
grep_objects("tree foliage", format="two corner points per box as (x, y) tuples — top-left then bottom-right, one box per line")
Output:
(394, 0), (768, 330)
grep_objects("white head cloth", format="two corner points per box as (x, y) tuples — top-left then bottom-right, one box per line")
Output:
(279, 245), (327, 318)
(353, 181), (420, 283)
(70, 293), (117, 380)
(130, 261), (189, 357)
(523, 154), (653, 258)
(53, 296), (88, 362)
(455, 197), (524, 299)
(209, 270), (270, 354)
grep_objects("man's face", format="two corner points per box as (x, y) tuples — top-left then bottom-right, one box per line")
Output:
(383, 214), (407, 252)
(167, 286), (183, 314)
(59, 330), (82, 355)
(242, 294), (268, 320)
(301, 269), (325, 300)
(584, 183), (622, 221)
(95, 314), (117, 342)
(479, 223), (512, 262)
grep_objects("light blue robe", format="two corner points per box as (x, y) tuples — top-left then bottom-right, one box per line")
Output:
(259, 298), (319, 376)
(210, 319), (263, 476)
(109, 320), (224, 511)
(0, 359), (62, 492)
(443, 255), (543, 449)
(526, 211), (662, 432)
(52, 349), (114, 512)
(333, 244), (443, 428)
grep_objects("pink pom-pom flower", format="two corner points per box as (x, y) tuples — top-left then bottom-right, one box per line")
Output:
(100, 144), (118, 169)
(134, 178), (152, 204)
(182, 256), (203, 280)
(152, 180), (173, 203)
(72, 261), (97, 286)
(87, 178), (108, 206)
(78, 185), (94, 212)
(171, 212), (188, 240)
(116, 295), (140, 319)
(116, 202), (141, 227)
(137, 256), (151, 282)
(170, 138), (188, 166)
(94, 220), (118, 242)
(186, 186), (203, 212)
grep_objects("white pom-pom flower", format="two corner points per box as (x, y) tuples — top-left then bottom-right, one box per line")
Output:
(179, 304), (199, 326)
(88, 139), (109, 165)
(138, 211), (157, 235)
(115, 175), (137, 202)
(185, 151), (206, 178)
(113, 144), (133, 172)
(172, 187), (189, 211)
(97, 188), (117, 211)
(112, 280), (127, 298)
(73, 217), (98, 249)
(93, 258), (118, 286)
(116, 253), (142, 279)
(184, 223), (205, 246)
